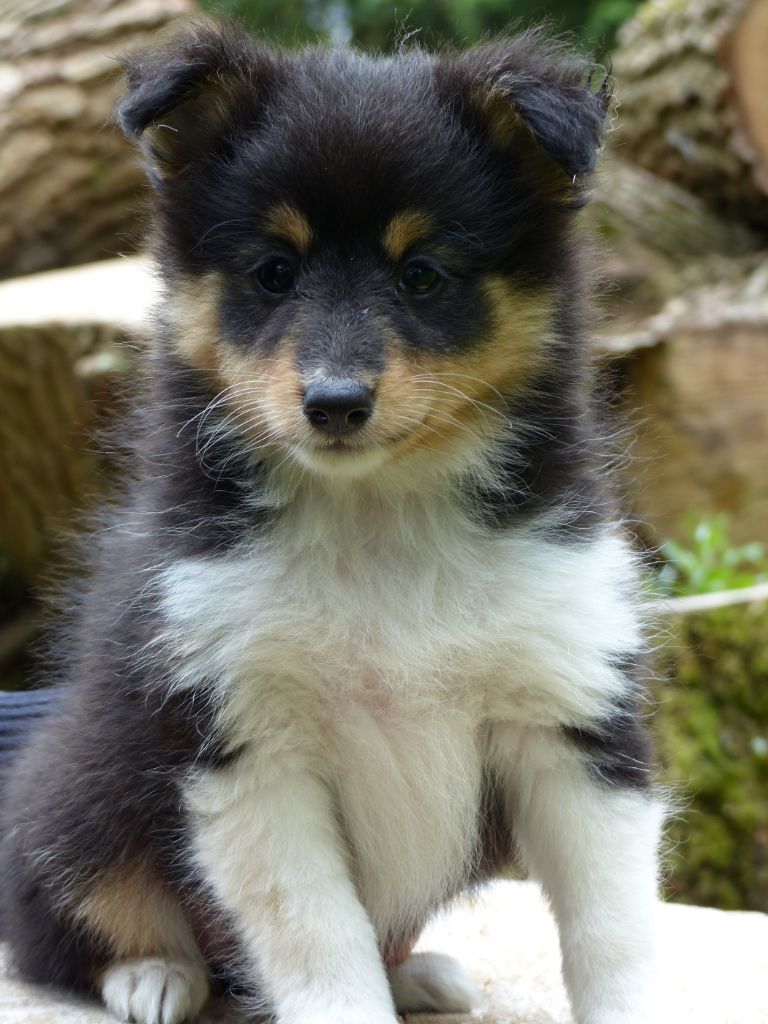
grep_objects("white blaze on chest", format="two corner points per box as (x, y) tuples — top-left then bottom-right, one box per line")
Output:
(331, 700), (482, 941)
(161, 488), (645, 941)
(158, 490), (497, 702)
(158, 486), (644, 748)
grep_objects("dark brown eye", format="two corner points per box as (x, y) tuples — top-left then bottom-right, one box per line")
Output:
(399, 260), (441, 296)
(254, 257), (295, 294)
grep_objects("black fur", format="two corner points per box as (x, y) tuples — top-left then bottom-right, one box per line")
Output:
(564, 709), (654, 791)
(453, 37), (610, 179)
(0, 25), (652, 1009)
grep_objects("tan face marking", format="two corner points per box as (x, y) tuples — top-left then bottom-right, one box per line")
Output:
(382, 211), (435, 262)
(166, 271), (224, 373)
(472, 276), (554, 387)
(167, 272), (304, 457)
(264, 202), (313, 255)
(199, 337), (304, 461)
(378, 276), (554, 457)
(167, 269), (553, 469)
(244, 337), (304, 445)
(72, 860), (199, 963)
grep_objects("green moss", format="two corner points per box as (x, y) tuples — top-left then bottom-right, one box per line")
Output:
(656, 601), (768, 911)
(659, 515), (767, 596)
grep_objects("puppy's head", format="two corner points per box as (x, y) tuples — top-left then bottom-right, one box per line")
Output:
(119, 26), (609, 481)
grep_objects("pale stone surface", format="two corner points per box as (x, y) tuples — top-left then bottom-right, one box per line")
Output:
(0, 256), (158, 581)
(1, 881), (767, 1023)
(0, 256), (158, 330)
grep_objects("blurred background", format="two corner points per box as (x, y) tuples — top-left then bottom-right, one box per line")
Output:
(0, 0), (766, 915)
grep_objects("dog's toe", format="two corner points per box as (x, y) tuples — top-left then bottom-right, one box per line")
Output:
(389, 951), (481, 1014)
(101, 957), (209, 1024)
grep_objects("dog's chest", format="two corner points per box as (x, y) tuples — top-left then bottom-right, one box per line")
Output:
(165, 495), (640, 936)
(330, 695), (483, 938)
(168, 494), (498, 936)
(161, 494), (506, 710)
(160, 493), (640, 744)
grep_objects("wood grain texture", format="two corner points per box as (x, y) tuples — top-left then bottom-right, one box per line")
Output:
(0, 0), (196, 279)
(612, 0), (768, 228)
(0, 258), (155, 582)
(606, 258), (768, 545)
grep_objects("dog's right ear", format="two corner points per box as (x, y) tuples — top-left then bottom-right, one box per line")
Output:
(117, 24), (276, 183)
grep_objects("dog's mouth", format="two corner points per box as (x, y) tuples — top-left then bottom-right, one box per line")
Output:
(322, 439), (362, 453)
(288, 423), (421, 476)
(309, 426), (413, 456)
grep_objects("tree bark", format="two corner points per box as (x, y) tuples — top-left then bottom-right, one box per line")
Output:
(590, 158), (759, 322)
(0, 0), (196, 279)
(0, 258), (154, 583)
(612, 0), (768, 230)
(598, 257), (768, 546)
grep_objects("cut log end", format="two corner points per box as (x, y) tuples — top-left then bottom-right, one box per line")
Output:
(729, 0), (768, 192)
(613, 0), (768, 228)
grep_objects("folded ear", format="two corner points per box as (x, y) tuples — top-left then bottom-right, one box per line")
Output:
(117, 24), (276, 183)
(445, 32), (611, 199)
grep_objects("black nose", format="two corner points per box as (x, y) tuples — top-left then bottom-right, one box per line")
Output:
(303, 378), (373, 435)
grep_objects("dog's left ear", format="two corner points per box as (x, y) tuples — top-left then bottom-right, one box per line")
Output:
(117, 24), (278, 185)
(442, 33), (611, 195)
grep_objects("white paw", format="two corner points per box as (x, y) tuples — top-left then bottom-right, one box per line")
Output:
(389, 951), (481, 1014)
(101, 957), (209, 1024)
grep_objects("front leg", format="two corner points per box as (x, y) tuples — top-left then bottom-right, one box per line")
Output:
(490, 722), (663, 1024)
(184, 749), (398, 1024)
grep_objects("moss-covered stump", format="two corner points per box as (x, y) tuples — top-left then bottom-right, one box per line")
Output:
(657, 591), (768, 912)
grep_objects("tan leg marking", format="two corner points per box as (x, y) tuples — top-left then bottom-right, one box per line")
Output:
(77, 864), (211, 1022)
(73, 860), (200, 963)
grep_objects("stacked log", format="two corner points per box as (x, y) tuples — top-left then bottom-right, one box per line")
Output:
(612, 0), (768, 229)
(596, 257), (768, 546)
(0, 259), (157, 583)
(594, 0), (768, 543)
(591, 157), (759, 321)
(0, 0), (196, 279)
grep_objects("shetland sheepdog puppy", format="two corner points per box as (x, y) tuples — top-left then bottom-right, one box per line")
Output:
(0, 25), (662, 1024)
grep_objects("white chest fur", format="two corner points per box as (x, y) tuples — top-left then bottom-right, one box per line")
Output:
(161, 486), (643, 939)
(159, 487), (642, 728)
